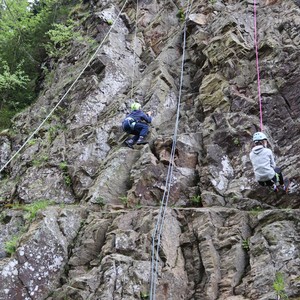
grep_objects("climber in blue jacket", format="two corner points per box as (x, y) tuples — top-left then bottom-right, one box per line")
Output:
(122, 102), (152, 148)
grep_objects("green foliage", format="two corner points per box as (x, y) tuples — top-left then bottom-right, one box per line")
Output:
(59, 161), (68, 172)
(95, 197), (105, 207)
(23, 200), (53, 221)
(47, 123), (64, 143)
(191, 195), (202, 206)
(41, 65), (55, 85)
(119, 196), (128, 207)
(0, 0), (79, 116)
(0, 59), (30, 107)
(28, 139), (37, 146)
(176, 8), (185, 22)
(249, 206), (264, 216)
(107, 20), (113, 25)
(64, 174), (72, 186)
(0, 107), (16, 130)
(140, 291), (149, 299)
(45, 20), (78, 58)
(4, 200), (53, 255)
(0, 58), (29, 127)
(242, 239), (250, 251)
(32, 155), (49, 167)
(4, 235), (20, 255)
(273, 272), (289, 299)
(59, 202), (66, 208)
(59, 161), (72, 186)
(233, 137), (240, 146)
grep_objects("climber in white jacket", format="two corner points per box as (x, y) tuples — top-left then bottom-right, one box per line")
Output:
(249, 132), (285, 191)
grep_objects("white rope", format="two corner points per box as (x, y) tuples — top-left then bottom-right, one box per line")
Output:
(149, 1), (194, 299)
(0, 0), (129, 173)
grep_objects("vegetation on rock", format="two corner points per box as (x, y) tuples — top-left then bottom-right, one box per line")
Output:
(0, 0), (80, 129)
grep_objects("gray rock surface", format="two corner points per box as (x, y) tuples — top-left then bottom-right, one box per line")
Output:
(0, 0), (299, 299)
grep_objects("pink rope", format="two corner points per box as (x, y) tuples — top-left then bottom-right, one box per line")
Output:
(253, 0), (263, 131)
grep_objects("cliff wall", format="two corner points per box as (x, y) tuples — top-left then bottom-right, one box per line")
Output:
(0, 0), (299, 299)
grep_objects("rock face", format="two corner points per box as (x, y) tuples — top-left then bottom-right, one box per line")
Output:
(0, 0), (299, 299)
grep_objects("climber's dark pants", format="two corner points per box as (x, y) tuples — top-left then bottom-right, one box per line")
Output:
(258, 167), (284, 186)
(125, 123), (149, 144)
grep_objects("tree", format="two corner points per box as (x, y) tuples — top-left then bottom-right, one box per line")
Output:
(0, 59), (30, 109)
(0, 0), (78, 128)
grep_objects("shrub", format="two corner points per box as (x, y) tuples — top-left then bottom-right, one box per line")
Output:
(45, 20), (79, 58)
(0, 60), (30, 114)
(95, 197), (105, 207)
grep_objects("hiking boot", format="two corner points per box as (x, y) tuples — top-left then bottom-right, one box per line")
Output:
(136, 136), (147, 145)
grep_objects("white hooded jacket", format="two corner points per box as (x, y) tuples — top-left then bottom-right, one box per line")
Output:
(249, 145), (276, 181)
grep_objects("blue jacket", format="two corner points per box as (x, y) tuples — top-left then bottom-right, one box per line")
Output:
(126, 110), (152, 124)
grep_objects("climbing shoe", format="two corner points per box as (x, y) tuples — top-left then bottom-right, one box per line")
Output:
(273, 184), (279, 192)
(136, 136), (147, 145)
(282, 178), (290, 193)
(125, 140), (134, 149)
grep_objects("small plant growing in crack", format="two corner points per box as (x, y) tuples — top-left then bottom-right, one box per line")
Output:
(24, 200), (54, 221)
(59, 161), (72, 186)
(191, 195), (202, 206)
(119, 196), (129, 207)
(249, 206), (265, 216)
(233, 137), (241, 146)
(242, 238), (250, 251)
(135, 203), (142, 209)
(176, 8), (185, 22)
(95, 197), (105, 207)
(4, 235), (20, 255)
(273, 272), (289, 299)
(140, 291), (149, 299)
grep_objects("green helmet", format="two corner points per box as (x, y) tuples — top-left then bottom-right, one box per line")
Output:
(253, 131), (267, 142)
(131, 102), (141, 110)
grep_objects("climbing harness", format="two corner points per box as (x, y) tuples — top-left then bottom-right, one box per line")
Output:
(253, 0), (263, 131)
(122, 117), (136, 132)
(0, 0), (129, 174)
(149, 1), (194, 299)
